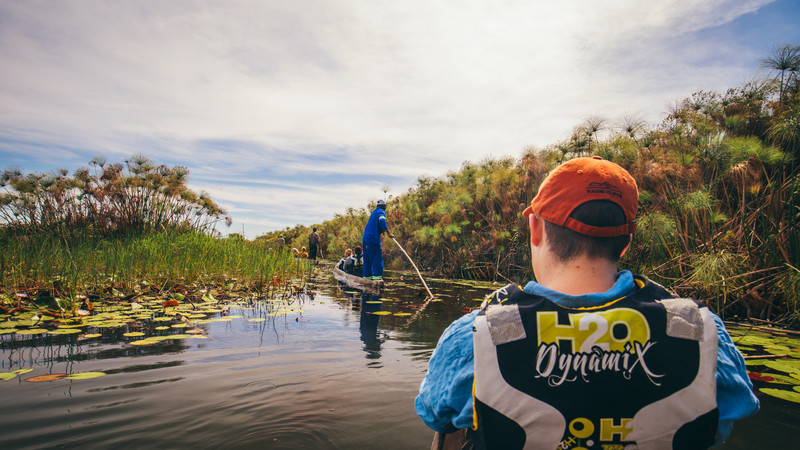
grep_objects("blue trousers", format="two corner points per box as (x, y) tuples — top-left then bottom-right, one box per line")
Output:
(362, 242), (383, 278)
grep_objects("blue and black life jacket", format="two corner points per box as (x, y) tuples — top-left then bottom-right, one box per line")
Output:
(345, 254), (363, 275)
(471, 276), (719, 450)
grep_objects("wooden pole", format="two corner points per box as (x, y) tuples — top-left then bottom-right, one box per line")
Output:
(391, 236), (434, 299)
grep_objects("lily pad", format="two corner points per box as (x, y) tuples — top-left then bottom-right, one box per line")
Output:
(130, 338), (160, 346)
(47, 328), (82, 335)
(0, 329), (17, 335)
(365, 301), (382, 304)
(155, 326), (170, 330)
(749, 372), (800, 385)
(82, 333), (102, 338)
(66, 372), (106, 380)
(759, 388), (800, 403)
(370, 311), (392, 315)
(16, 328), (48, 335)
(763, 360), (800, 374)
(123, 332), (146, 337)
(93, 322), (128, 328)
(1, 368), (33, 381)
(393, 312), (412, 316)
(25, 373), (68, 382)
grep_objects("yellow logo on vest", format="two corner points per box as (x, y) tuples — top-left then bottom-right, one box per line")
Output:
(537, 309), (650, 352)
(535, 309), (664, 387)
(558, 417), (633, 450)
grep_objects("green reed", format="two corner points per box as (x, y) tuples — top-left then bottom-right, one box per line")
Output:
(0, 229), (306, 310)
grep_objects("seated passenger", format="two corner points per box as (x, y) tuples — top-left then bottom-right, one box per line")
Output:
(337, 248), (353, 270)
(297, 246), (309, 258)
(344, 245), (364, 276)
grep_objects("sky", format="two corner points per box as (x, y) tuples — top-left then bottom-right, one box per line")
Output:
(1, 0), (799, 238)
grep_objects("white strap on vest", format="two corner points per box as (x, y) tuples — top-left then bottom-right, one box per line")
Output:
(474, 308), (565, 450)
(628, 300), (718, 449)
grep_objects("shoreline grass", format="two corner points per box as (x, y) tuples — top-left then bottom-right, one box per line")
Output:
(0, 229), (308, 314)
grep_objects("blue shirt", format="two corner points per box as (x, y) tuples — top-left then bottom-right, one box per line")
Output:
(362, 207), (388, 244)
(414, 271), (759, 446)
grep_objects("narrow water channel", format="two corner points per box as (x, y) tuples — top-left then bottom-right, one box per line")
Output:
(1, 266), (797, 449)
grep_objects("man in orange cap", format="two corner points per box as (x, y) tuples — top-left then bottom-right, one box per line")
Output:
(415, 157), (758, 449)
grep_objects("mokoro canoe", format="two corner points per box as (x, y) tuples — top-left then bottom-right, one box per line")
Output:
(431, 430), (470, 450)
(333, 266), (384, 290)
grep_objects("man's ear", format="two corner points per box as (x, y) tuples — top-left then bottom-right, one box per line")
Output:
(529, 214), (544, 247)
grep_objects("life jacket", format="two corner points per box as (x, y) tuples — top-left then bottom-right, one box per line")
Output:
(471, 276), (718, 450)
(346, 254), (363, 275)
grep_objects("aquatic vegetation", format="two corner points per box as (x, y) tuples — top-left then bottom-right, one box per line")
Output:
(730, 322), (800, 403)
(0, 368), (33, 381)
(0, 228), (308, 317)
(759, 388), (800, 403)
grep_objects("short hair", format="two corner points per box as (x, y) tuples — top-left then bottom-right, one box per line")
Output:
(543, 200), (631, 262)
(353, 245), (363, 256)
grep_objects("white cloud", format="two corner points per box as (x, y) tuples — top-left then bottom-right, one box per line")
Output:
(0, 0), (787, 237)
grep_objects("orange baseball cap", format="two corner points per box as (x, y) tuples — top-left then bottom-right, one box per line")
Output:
(522, 156), (638, 237)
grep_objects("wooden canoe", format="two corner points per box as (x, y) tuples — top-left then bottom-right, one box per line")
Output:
(333, 266), (384, 290)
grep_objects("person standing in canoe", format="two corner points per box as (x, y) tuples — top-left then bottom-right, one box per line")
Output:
(308, 227), (320, 260)
(362, 199), (394, 281)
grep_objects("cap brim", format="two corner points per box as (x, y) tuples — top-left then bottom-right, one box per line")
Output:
(522, 205), (534, 217)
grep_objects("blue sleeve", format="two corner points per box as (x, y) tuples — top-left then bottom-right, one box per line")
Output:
(712, 313), (759, 446)
(378, 213), (388, 232)
(415, 311), (478, 432)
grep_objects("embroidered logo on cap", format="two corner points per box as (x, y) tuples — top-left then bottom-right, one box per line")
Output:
(586, 182), (623, 198)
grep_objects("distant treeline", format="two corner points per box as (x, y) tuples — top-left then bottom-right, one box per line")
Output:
(264, 43), (800, 326)
(0, 154), (230, 238)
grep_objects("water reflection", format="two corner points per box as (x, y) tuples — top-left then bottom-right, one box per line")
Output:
(360, 291), (383, 360)
(335, 282), (384, 361)
(1, 268), (797, 449)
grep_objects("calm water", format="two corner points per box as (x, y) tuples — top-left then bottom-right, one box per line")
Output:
(1, 267), (797, 449)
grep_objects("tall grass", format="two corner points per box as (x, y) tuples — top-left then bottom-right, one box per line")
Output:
(0, 229), (307, 310)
